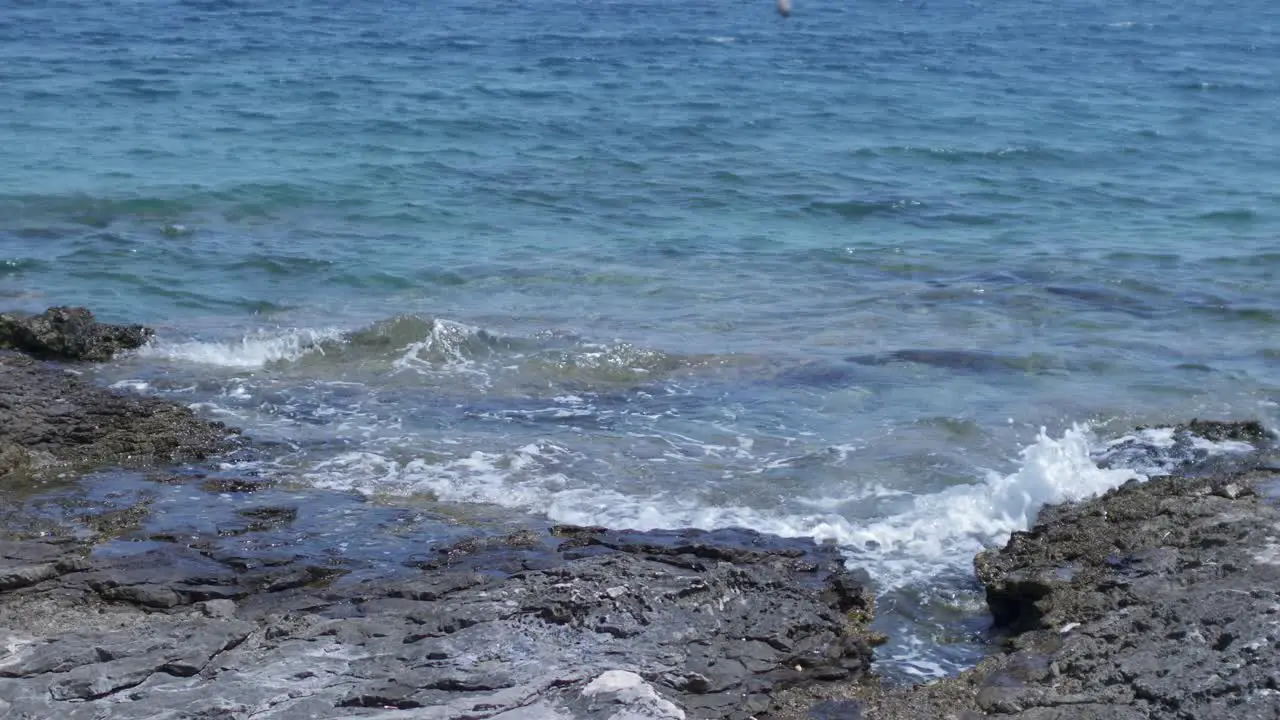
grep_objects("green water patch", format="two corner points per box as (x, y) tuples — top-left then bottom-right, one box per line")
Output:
(0, 193), (197, 229)
(847, 349), (1071, 376)
(805, 197), (924, 221)
(1193, 208), (1261, 224)
(229, 253), (336, 277)
(1190, 304), (1278, 325)
(0, 258), (48, 275)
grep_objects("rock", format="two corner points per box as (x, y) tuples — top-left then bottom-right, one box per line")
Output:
(200, 476), (270, 494)
(0, 352), (236, 477)
(0, 442), (32, 478)
(198, 599), (238, 619)
(958, 466), (1280, 719)
(578, 670), (687, 718)
(0, 306), (152, 362)
(781, 461), (1280, 718)
(1179, 419), (1271, 443)
(0, 538), (91, 591)
(0, 526), (877, 719)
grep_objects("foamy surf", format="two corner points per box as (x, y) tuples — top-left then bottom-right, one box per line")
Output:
(299, 424), (1157, 591)
(131, 316), (494, 375)
(135, 327), (344, 368)
(390, 318), (491, 380)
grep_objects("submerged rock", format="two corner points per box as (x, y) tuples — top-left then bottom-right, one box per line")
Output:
(0, 306), (152, 362)
(0, 526), (877, 719)
(0, 352), (235, 477)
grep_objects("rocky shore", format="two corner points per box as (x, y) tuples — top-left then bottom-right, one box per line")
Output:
(2, 307), (1278, 719)
(0, 526), (878, 719)
(0, 307), (236, 481)
(776, 424), (1280, 720)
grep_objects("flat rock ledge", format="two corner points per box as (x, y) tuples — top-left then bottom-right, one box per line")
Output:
(774, 438), (1280, 720)
(0, 527), (878, 720)
(0, 306), (152, 362)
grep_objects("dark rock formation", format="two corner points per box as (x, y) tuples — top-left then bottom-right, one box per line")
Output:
(0, 352), (236, 477)
(956, 467), (1280, 719)
(0, 306), (152, 362)
(772, 423), (1280, 719)
(0, 526), (877, 719)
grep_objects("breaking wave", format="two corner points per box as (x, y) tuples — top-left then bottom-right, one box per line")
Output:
(297, 425), (1178, 592)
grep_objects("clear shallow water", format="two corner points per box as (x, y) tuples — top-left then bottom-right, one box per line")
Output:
(3, 0), (1280, 680)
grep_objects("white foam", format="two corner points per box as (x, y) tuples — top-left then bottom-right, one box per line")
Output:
(301, 424), (1142, 591)
(1191, 436), (1255, 454)
(1105, 426), (1176, 450)
(391, 318), (490, 381)
(137, 327), (344, 368)
(792, 486), (909, 510)
(836, 425), (1141, 584)
(876, 633), (954, 680)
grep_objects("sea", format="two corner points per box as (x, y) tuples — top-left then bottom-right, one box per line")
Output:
(2, 0), (1279, 682)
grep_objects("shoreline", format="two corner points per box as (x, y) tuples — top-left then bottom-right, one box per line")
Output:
(2, 307), (1277, 719)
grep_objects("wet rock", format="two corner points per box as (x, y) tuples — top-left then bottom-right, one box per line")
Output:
(0, 538), (91, 591)
(0, 525), (876, 719)
(0, 306), (152, 362)
(847, 349), (1021, 374)
(0, 441), (32, 479)
(200, 476), (269, 494)
(1096, 419), (1274, 477)
(1178, 419), (1271, 443)
(0, 352), (235, 476)
(217, 505), (299, 536)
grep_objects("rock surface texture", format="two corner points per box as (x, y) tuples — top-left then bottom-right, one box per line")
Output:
(0, 351), (236, 477)
(0, 306), (152, 362)
(0, 527), (877, 720)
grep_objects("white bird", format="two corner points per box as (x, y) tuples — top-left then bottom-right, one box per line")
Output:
(777, 0), (792, 17)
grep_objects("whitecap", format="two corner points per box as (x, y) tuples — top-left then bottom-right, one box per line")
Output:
(136, 327), (344, 368)
(300, 424), (1142, 592)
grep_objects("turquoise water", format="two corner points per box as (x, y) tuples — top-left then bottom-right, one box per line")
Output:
(3, 0), (1280, 679)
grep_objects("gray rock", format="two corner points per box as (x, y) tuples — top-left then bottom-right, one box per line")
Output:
(0, 306), (152, 362)
(0, 526), (877, 719)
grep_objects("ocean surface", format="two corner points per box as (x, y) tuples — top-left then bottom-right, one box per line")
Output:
(3, 0), (1279, 681)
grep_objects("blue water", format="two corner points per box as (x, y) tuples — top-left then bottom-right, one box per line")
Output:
(3, 0), (1279, 681)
